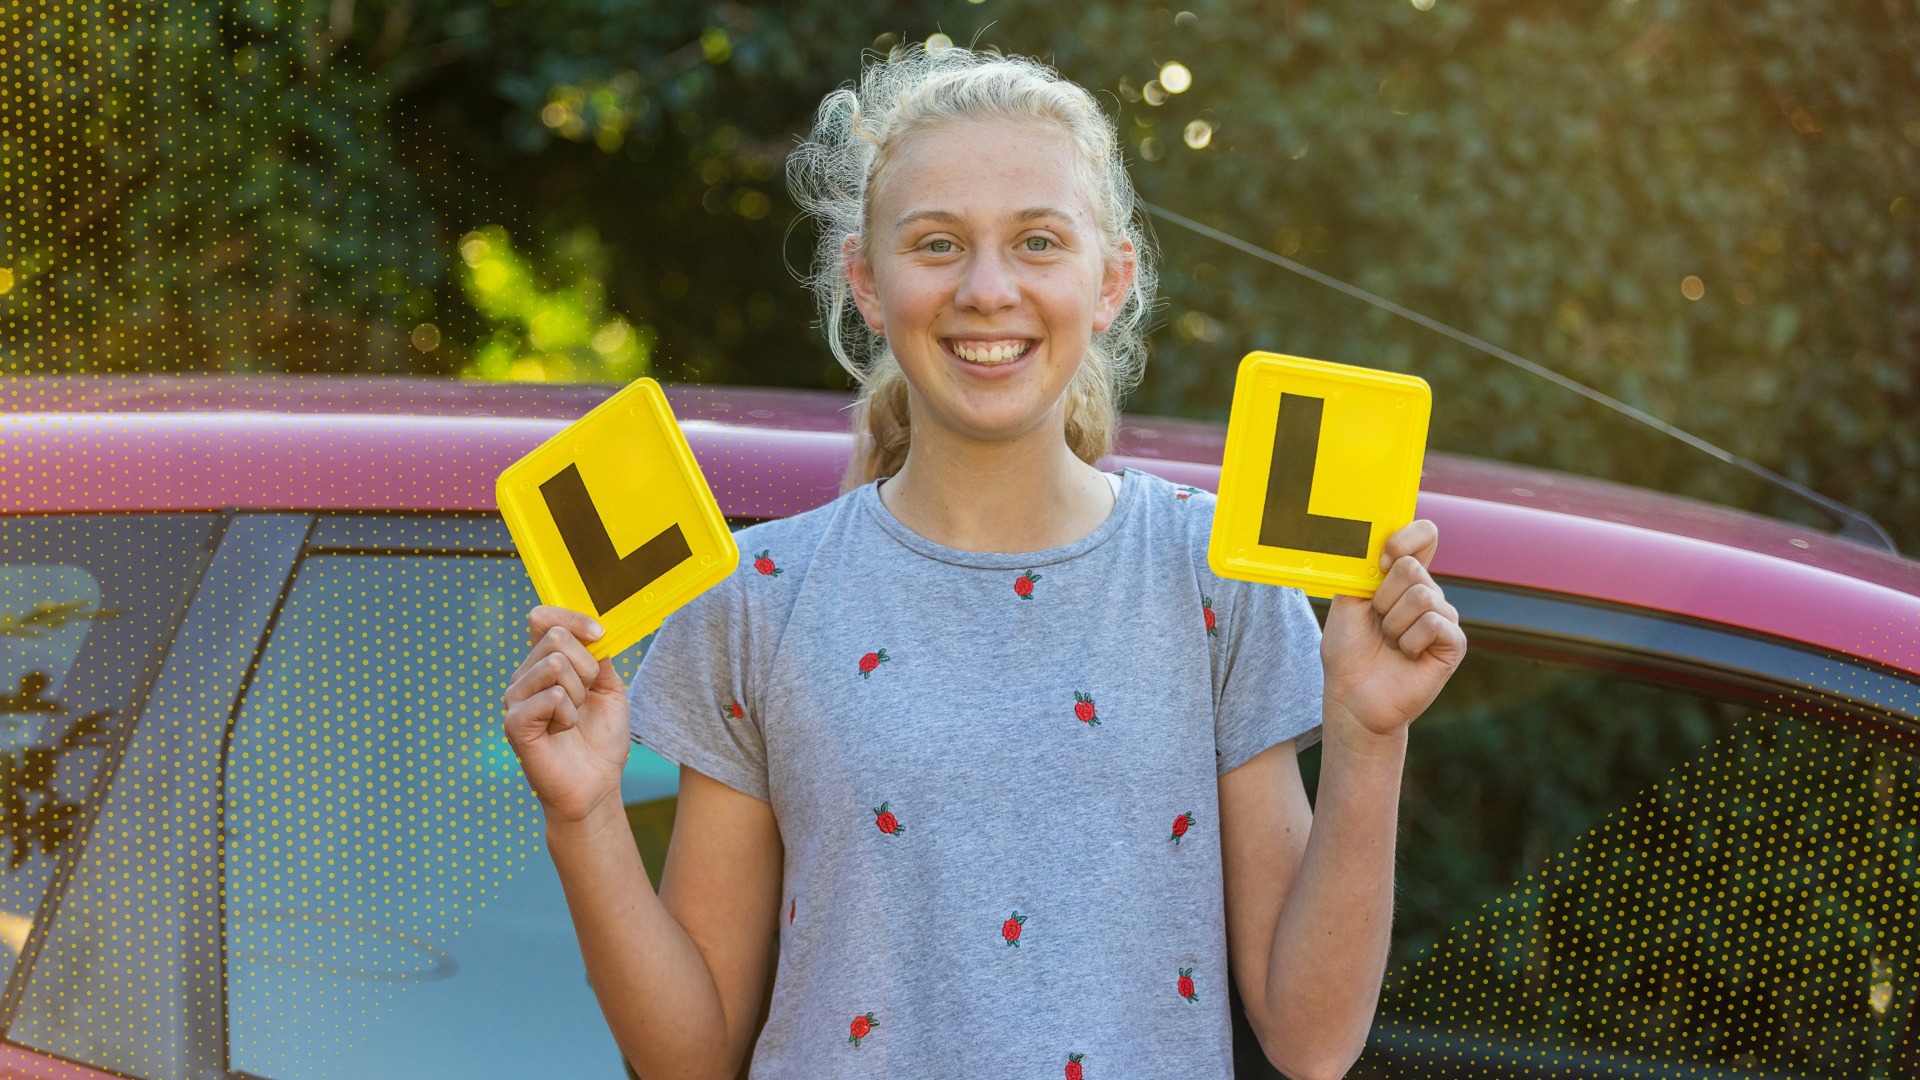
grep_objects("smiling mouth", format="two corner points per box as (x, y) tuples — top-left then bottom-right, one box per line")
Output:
(944, 339), (1036, 365)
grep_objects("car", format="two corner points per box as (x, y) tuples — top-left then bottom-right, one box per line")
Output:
(0, 373), (1914, 1080)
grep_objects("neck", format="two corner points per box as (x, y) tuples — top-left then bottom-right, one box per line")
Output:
(877, 426), (1115, 554)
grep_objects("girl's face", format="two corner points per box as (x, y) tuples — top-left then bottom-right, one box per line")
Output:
(847, 117), (1134, 449)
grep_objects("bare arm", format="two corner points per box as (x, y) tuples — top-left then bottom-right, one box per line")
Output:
(546, 768), (782, 1080)
(1221, 725), (1405, 1080)
(1220, 521), (1465, 1080)
(505, 606), (782, 1080)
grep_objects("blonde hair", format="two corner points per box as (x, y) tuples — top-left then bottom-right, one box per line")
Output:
(785, 43), (1159, 492)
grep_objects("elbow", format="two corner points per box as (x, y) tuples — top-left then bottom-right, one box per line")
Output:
(1263, 1046), (1365, 1080)
(1249, 1013), (1368, 1080)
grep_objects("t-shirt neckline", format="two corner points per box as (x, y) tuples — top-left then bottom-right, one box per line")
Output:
(859, 467), (1139, 570)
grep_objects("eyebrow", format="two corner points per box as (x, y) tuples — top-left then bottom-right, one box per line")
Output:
(893, 206), (1076, 229)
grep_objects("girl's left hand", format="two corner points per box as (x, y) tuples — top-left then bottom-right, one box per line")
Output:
(1320, 519), (1467, 742)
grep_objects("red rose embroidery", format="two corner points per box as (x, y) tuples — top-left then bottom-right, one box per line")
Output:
(1175, 485), (1202, 501)
(858, 649), (890, 679)
(1013, 570), (1041, 599)
(1066, 1052), (1085, 1079)
(722, 699), (744, 720)
(1171, 811), (1196, 846)
(1202, 597), (1217, 637)
(848, 1012), (878, 1046)
(1073, 690), (1100, 726)
(1002, 911), (1027, 947)
(1178, 967), (1198, 1003)
(873, 802), (903, 836)
(753, 549), (782, 576)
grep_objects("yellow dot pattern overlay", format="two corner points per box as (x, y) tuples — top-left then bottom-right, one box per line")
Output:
(220, 556), (545, 1076)
(3, 537), (669, 1078)
(1361, 617), (1920, 1076)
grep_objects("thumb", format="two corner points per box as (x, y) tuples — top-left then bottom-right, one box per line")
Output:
(589, 656), (623, 695)
(1326, 593), (1374, 626)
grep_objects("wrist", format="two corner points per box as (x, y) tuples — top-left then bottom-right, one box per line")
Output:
(542, 793), (631, 847)
(1322, 698), (1411, 761)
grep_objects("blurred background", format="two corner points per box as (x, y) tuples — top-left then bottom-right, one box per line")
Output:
(1, 0), (1916, 552)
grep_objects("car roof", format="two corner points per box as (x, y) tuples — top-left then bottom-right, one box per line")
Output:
(5, 374), (1918, 676)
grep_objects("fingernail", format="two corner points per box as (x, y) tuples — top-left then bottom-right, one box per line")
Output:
(587, 621), (605, 640)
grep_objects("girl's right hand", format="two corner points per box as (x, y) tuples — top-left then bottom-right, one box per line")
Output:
(502, 605), (631, 823)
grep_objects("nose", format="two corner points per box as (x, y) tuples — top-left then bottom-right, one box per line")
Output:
(954, 248), (1021, 315)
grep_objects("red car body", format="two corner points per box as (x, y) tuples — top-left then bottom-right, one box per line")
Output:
(7, 375), (1916, 675)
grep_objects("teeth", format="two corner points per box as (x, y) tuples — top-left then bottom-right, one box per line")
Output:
(951, 340), (1030, 364)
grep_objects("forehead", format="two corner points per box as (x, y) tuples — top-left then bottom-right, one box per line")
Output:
(873, 117), (1092, 227)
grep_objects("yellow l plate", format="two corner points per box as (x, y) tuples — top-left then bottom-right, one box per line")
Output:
(1207, 352), (1431, 599)
(495, 377), (738, 661)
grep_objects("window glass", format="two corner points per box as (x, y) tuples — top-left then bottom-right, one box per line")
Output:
(224, 552), (672, 1080)
(0, 514), (216, 995)
(1309, 647), (1920, 1078)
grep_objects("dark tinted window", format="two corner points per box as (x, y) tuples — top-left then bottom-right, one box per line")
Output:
(1268, 645), (1920, 1078)
(0, 513), (217, 990)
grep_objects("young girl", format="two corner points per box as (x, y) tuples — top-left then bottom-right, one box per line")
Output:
(503, 44), (1465, 1079)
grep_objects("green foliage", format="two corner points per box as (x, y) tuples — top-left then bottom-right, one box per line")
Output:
(4, 0), (1913, 552)
(455, 224), (648, 382)
(0, 0), (445, 373)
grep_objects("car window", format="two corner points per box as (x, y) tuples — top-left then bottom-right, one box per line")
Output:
(1240, 643), (1920, 1078)
(0, 513), (218, 991)
(222, 551), (670, 1080)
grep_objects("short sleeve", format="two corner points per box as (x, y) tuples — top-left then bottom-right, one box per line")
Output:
(627, 574), (770, 801)
(1213, 578), (1325, 773)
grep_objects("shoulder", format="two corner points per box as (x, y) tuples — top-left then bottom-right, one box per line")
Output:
(645, 489), (859, 658)
(1121, 468), (1311, 619)
(696, 486), (863, 608)
(1120, 466), (1221, 569)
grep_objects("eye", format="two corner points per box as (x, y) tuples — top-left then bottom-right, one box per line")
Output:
(926, 238), (954, 253)
(1024, 236), (1054, 252)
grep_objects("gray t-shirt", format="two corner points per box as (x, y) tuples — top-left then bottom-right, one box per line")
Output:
(628, 466), (1324, 1077)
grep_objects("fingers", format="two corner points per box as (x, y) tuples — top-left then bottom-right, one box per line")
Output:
(503, 607), (607, 743)
(521, 608), (603, 677)
(1395, 609), (1469, 665)
(1370, 546), (1464, 662)
(503, 684), (583, 744)
(529, 604), (604, 652)
(1379, 579), (1458, 643)
(1372, 546), (1443, 618)
(1379, 519), (1439, 574)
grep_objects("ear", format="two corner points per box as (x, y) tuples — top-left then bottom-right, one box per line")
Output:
(1091, 239), (1137, 335)
(844, 234), (885, 335)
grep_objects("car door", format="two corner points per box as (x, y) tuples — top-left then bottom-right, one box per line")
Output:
(2, 512), (683, 1080)
(0, 510), (228, 1079)
(1229, 583), (1920, 1079)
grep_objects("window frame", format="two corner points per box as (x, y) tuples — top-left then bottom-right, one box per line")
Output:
(1303, 579), (1919, 736)
(0, 509), (233, 1027)
(1, 511), (309, 1080)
